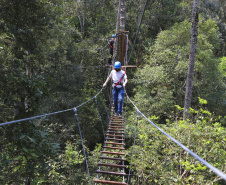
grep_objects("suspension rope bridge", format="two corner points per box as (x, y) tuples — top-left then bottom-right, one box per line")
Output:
(1, 2), (226, 185)
(1, 28), (226, 185)
(1, 36), (225, 185)
(1, 85), (226, 183)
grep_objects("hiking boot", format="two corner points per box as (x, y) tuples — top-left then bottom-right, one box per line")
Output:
(114, 113), (118, 117)
(118, 114), (122, 117)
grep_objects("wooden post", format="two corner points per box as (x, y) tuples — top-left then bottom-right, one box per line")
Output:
(116, 31), (129, 65)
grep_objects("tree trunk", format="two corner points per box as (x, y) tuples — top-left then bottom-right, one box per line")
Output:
(77, 9), (84, 39)
(116, 0), (121, 33)
(120, 0), (126, 31)
(75, 0), (85, 39)
(25, 50), (31, 112)
(183, 0), (199, 120)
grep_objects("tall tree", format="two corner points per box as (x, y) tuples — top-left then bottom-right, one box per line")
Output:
(133, 17), (223, 121)
(183, 0), (199, 120)
(120, 0), (126, 31)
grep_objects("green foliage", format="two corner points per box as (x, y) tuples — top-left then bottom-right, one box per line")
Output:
(200, 0), (226, 56)
(133, 17), (225, 120)
(1, 0), (226, 184)
(0, 121), (60, 184)
(198, 97), (208, 105)
(219, 57), (226, 77)
(46, 141), (102, 184)
(47, 141), (86, 184)
(125, 105), (226, 184)
(126, 0), (186, 67)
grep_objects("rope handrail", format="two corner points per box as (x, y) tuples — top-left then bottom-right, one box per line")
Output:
(0, 88), (103, 127)
(125, 92), (226, 181)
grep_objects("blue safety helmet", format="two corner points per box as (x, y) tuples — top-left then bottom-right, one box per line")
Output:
(112, 34), (115, 38)
(114, 61), (121, 68)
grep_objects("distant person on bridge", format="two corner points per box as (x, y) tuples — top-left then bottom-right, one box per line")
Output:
(107, 34), (115, 65)
(103, 61), (127, 117)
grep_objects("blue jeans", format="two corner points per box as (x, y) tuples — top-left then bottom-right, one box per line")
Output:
(113, 87), (124, 115)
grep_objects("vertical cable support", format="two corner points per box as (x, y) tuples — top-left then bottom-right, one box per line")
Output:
(124, 94), (128, 136)
(128, 0), (148, 64)
(95, 96), (105, 138)
(101, 90), (110, 122)
(73, 108), (91, 185)
(127, 110), (139, 185)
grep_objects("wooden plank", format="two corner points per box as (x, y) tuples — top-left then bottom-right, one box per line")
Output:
(107, 131), (124, 134)
(98, 163), (126, 168)
(111, 118), (124, 120)
(105, 138), (124, 141)
(107, 129), (124, 131)
(118, 30), (129, 33)
(106, 134), (124, 138)
(100, 156), (126, 161)
(122, 65), (137, 68)
(103, 146), (125, 150)
(111, 118), (124, 121)
(93, 179), (126, 185)
(110, 120), (124, 123)
(110, 125), (124, 127)
(108, 128), (124, 130)
(109, 126), (124, 128)
(107, 130), (124, 132)
(105, 142), (124, 145)
(96, 170), (126, 176)
(102, 151), (125, 155)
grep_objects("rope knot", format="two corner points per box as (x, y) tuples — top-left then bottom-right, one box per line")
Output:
(73, 108), (77, 115)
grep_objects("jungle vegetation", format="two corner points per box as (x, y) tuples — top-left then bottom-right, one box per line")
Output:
(0, 0), (225, 184)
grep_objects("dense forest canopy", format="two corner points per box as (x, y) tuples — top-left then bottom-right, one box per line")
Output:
(0, 0), (225, 184)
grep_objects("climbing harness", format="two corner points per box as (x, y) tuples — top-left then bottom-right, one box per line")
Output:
(108, 38), (114, 49)
(114, 71), (126, 88)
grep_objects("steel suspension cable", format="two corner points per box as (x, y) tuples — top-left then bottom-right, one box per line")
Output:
(127, 0), (148, 64)
(75, 89), (103, 109)
(0, 108), (73, 127)
(73, 108), (91, 185)
(0, 88), (103, 127)
(125, 92), (226, 181)
(124, 90), (179, 175)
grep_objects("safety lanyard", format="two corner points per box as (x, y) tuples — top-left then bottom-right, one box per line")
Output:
(109, 39), (114, 49)
(109, 43), (113, 49)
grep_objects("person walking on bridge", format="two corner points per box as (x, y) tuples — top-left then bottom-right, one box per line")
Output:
(107, 34), (115, 65)
(103, 61), (127, 117)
